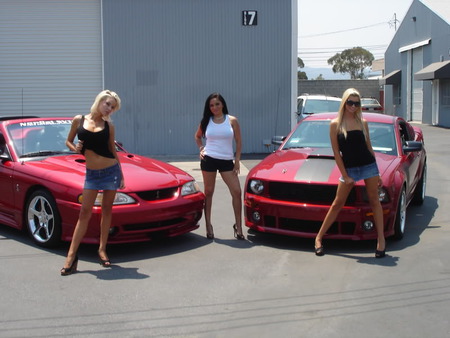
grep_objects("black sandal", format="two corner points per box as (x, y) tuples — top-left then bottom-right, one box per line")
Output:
(315, 246), (324, 256)
(233, 224), (245, 240)
(375, 249), (386, 258)
(98, 252), (111, 267)
(61, 255), (79, 276)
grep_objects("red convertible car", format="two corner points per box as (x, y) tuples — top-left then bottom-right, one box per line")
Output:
(244, 113), (426, 241)
(0, 116), (205, 247)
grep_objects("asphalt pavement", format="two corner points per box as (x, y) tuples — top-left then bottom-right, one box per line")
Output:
(1, 125), (449, 338)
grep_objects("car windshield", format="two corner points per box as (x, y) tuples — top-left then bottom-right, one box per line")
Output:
(282, 120), (397, 155)
(303, 99), (341, 114)
(7, 119), (75, 158)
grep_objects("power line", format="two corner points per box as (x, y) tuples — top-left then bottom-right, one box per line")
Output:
(299, 44), (387, 51)
(299, 22), (388, 38)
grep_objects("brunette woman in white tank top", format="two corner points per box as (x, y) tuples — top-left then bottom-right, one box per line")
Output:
(194, 93), (244, 240)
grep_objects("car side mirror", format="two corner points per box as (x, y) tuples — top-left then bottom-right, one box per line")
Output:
(403, 140), (423, 153)
(272, 136), (286, 146)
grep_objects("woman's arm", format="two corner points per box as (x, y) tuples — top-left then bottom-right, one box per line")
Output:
(109, 123), (125, 189)
(363, 120), (382, 186)
(194, 124), (204, 150)
(229, 115), (242, 173)
(330, 120), (352, 183)
(194, 124), (205, 158)
(66, 115), (82, 153)
(363, 120), (376, 157)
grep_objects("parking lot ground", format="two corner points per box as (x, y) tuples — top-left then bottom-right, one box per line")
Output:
(1, 126), (450, 337)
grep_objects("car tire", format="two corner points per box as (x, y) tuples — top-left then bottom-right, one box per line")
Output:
(393, 187), (407, 240)
(25, 190), (62, 247)
(412, 161), (426, 205)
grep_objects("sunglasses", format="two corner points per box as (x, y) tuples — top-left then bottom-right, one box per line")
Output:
(346, 99), (361, 107)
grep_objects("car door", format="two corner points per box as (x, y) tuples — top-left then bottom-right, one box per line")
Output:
(0, 132), (17, 226)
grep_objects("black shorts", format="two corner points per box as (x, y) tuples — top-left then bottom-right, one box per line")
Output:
(200, 155), (234, 172)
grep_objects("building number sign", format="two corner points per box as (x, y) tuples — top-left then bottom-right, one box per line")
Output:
(242, 10), (257, 26)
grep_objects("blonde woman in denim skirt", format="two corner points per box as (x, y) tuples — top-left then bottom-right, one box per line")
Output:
(314, 88), (386, 258)
(61, 90), (124, 275)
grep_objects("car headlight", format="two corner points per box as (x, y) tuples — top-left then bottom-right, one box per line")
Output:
(78, 192), (136, 206)
(378, 187), (389, 202)
(249, 179), (265, 195)
(181, 180), (201, 196)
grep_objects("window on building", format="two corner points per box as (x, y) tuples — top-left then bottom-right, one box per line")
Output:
(441, 80), (450, 106)
(393, 83), (402, 105)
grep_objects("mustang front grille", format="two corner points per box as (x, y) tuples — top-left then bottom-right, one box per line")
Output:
(268, 182), (356, 205)
(136, 187), (178, 201)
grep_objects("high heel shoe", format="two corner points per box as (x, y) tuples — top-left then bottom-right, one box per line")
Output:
(206, 224), (214, 239)
(375, 249), (386, 258)
(233, 224), (245, 240)
(60, 255), (78, 276)
(98, 252), (111, 267)
(314, 246), (324, 256)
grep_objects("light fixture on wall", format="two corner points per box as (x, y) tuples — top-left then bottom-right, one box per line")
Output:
(412, 16), (417, 22)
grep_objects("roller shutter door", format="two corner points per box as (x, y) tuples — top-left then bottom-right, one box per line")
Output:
(0, 0), (102, 117)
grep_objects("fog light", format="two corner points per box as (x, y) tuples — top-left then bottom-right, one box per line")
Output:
(109, 227), (118, 236)
(252, 211), (261, 222)
(362, 221), (374, 231)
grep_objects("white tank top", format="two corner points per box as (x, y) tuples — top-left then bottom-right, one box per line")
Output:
(204, 115), (234, 160)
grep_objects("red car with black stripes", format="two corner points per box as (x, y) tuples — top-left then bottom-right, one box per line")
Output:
(244, 113), (426, 241)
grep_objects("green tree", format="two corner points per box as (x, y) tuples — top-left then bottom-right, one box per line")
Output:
(327, 47), (374, 79)
(315, 74), (324, 80)
(297, 57), (308, 80)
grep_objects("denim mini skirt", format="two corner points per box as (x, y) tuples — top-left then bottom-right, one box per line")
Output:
(342, 162), (379, 182)
(84, 163), (122, 190)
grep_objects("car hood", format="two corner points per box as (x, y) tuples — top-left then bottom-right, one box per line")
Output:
(248, 148), (395, 184)
(21, 153), (195, 191)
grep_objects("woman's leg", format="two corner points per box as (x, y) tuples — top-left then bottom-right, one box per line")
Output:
(63, 189), (98, 268)
(315, 182), (354, 249)
(364, 176), (385, 252)
(98, 189), (117, 262)
(220, 170), (243, 236)
(202, 170), (217, 235)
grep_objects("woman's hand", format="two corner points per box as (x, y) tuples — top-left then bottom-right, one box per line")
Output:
(75, 140), (84, 153)
(233, 161), (240, 175)
(199, 146), (205, 159)
(339, 176), (354, 185)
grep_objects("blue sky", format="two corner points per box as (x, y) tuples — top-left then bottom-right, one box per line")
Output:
(298, 0), (413, 69)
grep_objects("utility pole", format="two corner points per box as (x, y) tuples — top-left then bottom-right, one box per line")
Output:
(389, 13), (400, 31)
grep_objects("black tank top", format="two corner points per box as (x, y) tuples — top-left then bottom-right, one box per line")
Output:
(338, 130), (375, 168)
(77, 115), (115, 159)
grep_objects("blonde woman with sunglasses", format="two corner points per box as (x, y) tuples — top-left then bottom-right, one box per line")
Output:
(314, 88), (386, 258)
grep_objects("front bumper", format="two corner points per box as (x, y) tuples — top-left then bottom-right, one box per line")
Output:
(58, 192), (205, 244)
(244, 194), (396, 240)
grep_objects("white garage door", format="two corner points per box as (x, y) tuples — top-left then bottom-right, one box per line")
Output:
(0, 0), (102, 117)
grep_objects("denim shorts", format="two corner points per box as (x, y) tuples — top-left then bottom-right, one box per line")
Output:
(84, 163), (122, 190)
(341, 162), (379, 182)
(200, 155), (234, 172)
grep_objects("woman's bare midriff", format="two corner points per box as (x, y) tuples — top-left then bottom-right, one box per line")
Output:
(84, 150), (117, 170)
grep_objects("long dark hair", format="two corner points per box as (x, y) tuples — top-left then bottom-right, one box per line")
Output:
(199, 92), (229, 137)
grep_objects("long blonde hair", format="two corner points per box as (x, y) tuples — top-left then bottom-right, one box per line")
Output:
(90, 90), (121, 122)
(336, 88), (366, 139)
